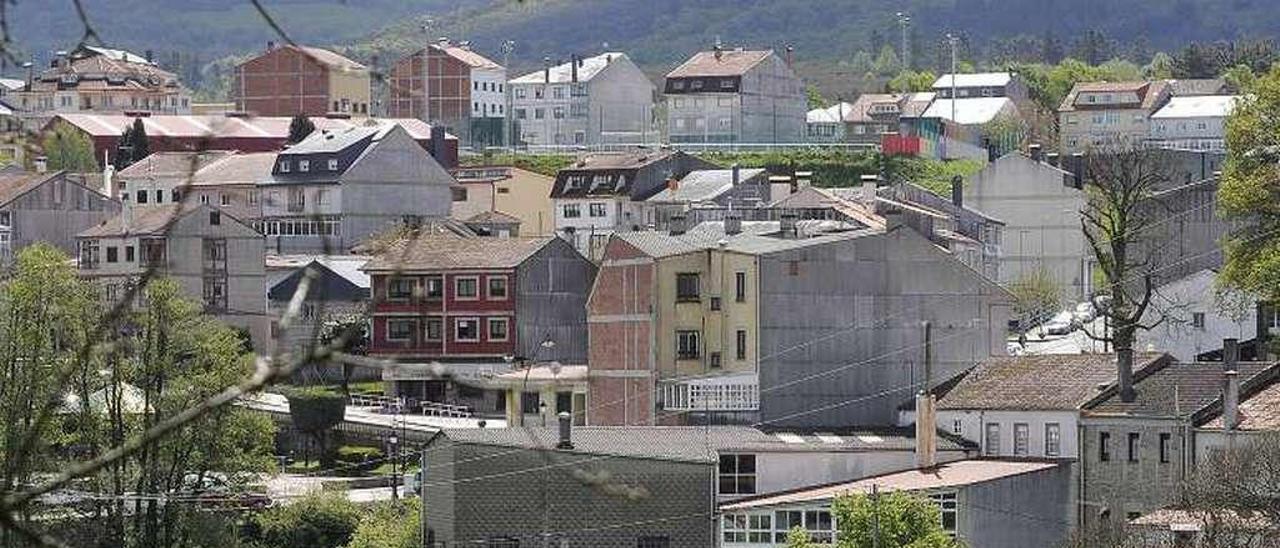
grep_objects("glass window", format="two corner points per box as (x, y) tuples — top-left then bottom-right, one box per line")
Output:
(298, 160), (310, 172)
(588, 202), (607, 217)
(984, 423), (1000, 456)
(455, 277), (479, 299)
(125, 246), (134, 263)
(1159, 432), (1171, 463)
(1100, 432), (1111, 462)
(1045, 423), (1061, 457)
(563, 203), (581, 218)
(202, 277), (227, 311)
(736, 330), (747, 361)
(425, 317), (443, 341)
(487, 276), (508, 299)
(1128, 432), (1140, 462)
(455, 318), (480, 341)
(717, 454), (756, 495)
(929, 492), (959, 534)
(387, 277), (414, 300)
(735, 272), (746, 302)
(105, 246), (118, 263)
(676, 330), (700, 360)
(387, 319), (413, 342)
(676, 273), (699, 302)
(423, 276), (442, 299)
(488, 318), (509, 341)
(1014, 423), (1029, 456)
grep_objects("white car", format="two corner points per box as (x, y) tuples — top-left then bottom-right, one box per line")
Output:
(1042, 311), (1076, 336)
(1074, 302), (1096, 323)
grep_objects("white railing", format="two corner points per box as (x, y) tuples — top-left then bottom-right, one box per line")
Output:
(661, 377), (759, 412)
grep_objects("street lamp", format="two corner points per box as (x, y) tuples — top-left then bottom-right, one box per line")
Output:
(388, 431), (400, 500)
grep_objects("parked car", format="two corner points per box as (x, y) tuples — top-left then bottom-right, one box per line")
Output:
(1042, 311), (1076, 336)
(1074, 302), (1096, 323)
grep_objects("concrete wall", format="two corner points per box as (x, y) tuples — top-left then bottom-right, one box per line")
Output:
(6, 173), (119, 261)
(751, 449), (969, 497)
(655, 250), (758, 381)
(492, 168), (556, 237)
(908, 409), (1082, 459)
(667, 54), (805, 144)
(426, 441), (715, 547)
(511, 55), (655, 147)
(757, 227), (1012, 427)
(1079, 416), (1193, 534)
(959, 463), (1074, 548)
(514, 238), (596, 364)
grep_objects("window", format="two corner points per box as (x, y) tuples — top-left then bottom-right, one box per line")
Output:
(203, 238), (227, 270)
(553, 106), (565, 119)
(0, 211), (12, 229)
(1100, 432), (1111, 462)
(736, 330), (747, 360)
(209, 211), (221, 225)
(953, 419), (963, 435)
(588, 202), (607, 217)
(722, 514), (772, 544)
(136, 190), (148, 204)
(535, 108), (545, 119)
(709, 297), (721, 311)
(317, 189), (330, 206)
(386, 277), (414, 301)
(219, 194), (230, 206)
(1045, 423), (1062, 457)
(140, 239), (166, 267)
(328, 158), (339, 171)
(709, 352), (722, 368)
(929, 492), (958, 534)
(425, 317), (443, 341)
(636, 537), (669, 548)
(154, 190), (163, 203)
(455, 277), (479, 299)
(1128, 432), (1140, 463)
(425, 276), (444, 299)
(676, 330), (700, 359)
(279, 160), (290, 173)
(515, 108), (527, 120)
(488, 318), (509, 341)
(201, 277), (227, 311)
(1192, 312), (1206, 329)
(125, 245), (134, 262)
(562, 203), (581, 218)
(984, 423), (1000, 456)
(386, 319), (414, 342)
(487, 276), (508, 299)
(676, 273), (700, 302)
(106, 246), (118, 263)
(455, 318), (480, 341)
(735, 272), (746, 302)
(718, 454), (756, 494)
(199, 194), (210, 205)
(79, 240), (100, 269)
(1014, 423), (1029, 456)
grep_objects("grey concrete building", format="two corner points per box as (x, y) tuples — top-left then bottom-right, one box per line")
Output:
(509, 52), (655, 147)
(664, 48), (806, 144)
(260, 123), (454, 253)
(719, 459), (1073, 548)
(1136, 269), (1260, 362)
(266, 254), (370, 374)
(77, 203), (268, 349)
(639, 166), (771, 230)
(0, 168), (119, 263)
(1136, 175), (1232, 290)
(962, 151), (1088, 300)
(112, 150), (273, 222)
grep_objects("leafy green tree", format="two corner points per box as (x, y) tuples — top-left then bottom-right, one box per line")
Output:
(1008, 266), (1063, 328)
(1220, 66), (1280, 306)
(288, 115), (317, 145)
(784, 525), (812, 548)
(41, 121), (98, 173)
(129, 117), (150, 163)
(346, 499), (421, 548)
(849, 51), (874, 75)
(285, 386), (347, 467)
(1143, 52), (1175, 79)
(831, 490), (959, 548)
(874, 45), (901, 76)
(1222, 64), (1257, 92)
(250, 491), (362, 548)
(888, 70), (938, 93)
(805, 85), (826, 110)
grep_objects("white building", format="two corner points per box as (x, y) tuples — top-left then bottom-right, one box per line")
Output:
(1148, 95), (1239, 152)
(508, 52), (655, 147)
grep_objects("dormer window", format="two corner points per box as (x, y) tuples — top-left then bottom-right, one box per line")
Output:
(299, 160), (310, 172)
(279, 161), (291, 173)
(328, 158), (339, 171)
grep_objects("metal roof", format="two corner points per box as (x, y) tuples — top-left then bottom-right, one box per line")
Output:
(510, 52), (627, 84)
(922, 97), (1015, 125)
(645, 168), (765, 203)
(1151, 95), (1240, 119)
(806, 102), (856, 124)
(932, 72), (1013, 89)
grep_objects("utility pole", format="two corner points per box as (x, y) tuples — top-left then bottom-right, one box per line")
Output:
(501, 40), (515, 148)
(896, 12), (911, 71)
(947, 33), (959, 125)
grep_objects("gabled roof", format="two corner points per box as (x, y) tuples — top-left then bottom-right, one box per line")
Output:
(434, 44), (502, 70)
(645, 168), (766, 203)
(465, 210), (522, 225)
(1059, 80), (1169, 112)
(117, 151), (237, 179)
(720, 459), (1062, 511)
(932, 72), (1013, 89)
(1165, 78), (1229, 97)
(667, 49), (773, 78)
(615, 223), (877, 259)
(267, 255), (371, 301)
(281, 124), (378, 155)
(1151, 95), (1240, 119)
(80, 46), (155, 66)
(0, 170), (66, 207)
(78, 203), (228, 237)
(295, 46), (366, 71)
(550, 150), (686, 199)
(1087, 360), (1276, 417)
(806, 102), (856, 124)
(1201, 372), (1280, 430)
(922, 97), (1016, 125)
(360, 234), (555, 271)
(510, 52), (627, 84)
(49, 114), (453, 142)
(937, 353), (1173, 411)
(845, 93), (904, 123)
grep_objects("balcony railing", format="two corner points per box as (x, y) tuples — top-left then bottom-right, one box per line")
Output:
(660, 373), (759, 412)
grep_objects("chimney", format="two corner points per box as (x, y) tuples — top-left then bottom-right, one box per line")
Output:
(1045, 152), (1060, 168)
(54, 50), (68, 69)
(669, 214), (687, 236)
(102, 149), (115, 198)
(860, 174), (878, 205)
(779, 213), (798, 238)
(714, 43), (724, 61)
(557, 411), (574, 449)
(731, 164), (741, 186)
(666, 177), (679, 193)
(950, 175), (963, 208)
(795, 171), (813, 190)
(266, 41), (275, 52)
(1117, 347), (1137, 403)
(428, 124), (448, 166)
(570, 54), (579, 83)
(543, 56), (551, 83)
(1224, 338), (1241, 431)
(34, 156), (47, 174)
(784, 44), (794, 68)
(1070, 153), (1085, 189)
(1028, 143), (1043, 163)
(725, 215), (742, 235)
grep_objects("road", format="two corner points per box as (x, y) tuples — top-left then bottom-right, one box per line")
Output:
(1018, 316), (1110, 355)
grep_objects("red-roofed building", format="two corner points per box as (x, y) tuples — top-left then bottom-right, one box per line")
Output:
(388, 38), (507, 146)
(233, 43), (371, 117)
(43, 113), (458, 168)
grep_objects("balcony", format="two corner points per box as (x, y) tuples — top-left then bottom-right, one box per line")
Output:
(660, 372), (759, 412)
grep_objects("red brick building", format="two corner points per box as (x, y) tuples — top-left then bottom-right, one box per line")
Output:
(362, 234), (594, 407)
(233, 44), (371, 117)
(388, 39), (507, 146)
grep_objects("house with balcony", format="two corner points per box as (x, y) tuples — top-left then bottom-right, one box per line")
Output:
(8, 45), (192, 126)
(0, 167), (119, 263)
(588, 216), (1011, 427)
(664, 47), (806, 144)
(77, 203), (268, 349)
(362, 234), (595, 417)
(260, 123), (453, 253)
(508, 52), (654, 147)
(550, 149), (716, 260)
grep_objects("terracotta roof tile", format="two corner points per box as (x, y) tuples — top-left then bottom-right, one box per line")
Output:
(938, 353), (1173, 411)
(361, 234), (553, 271)
(667, 50), (773, 78)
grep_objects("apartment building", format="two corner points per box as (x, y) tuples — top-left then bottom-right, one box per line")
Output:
(639, 167), (771, 229)
(1148, 95), (1239, 152)
(664, 48), (806, 144)
(388, 38), (507, 147)
(233, 43), (371, 117)
(77, 203), (268, 348)
(1058, 81), (1171, 154)
(8, 45), (191, 125)
(550, 150), (715, 260)
(362, 235), (595, 414)
(448, 165), (557, 237)
(113, 150), (274, 222)
(588, 218), (1012, 427)
(259, 123), (453, 253)
(0, 168), (119, 262)
(509, 52), (654, 147)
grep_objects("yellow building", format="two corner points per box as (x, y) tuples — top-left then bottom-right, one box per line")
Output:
(451, 166), (557, 237)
